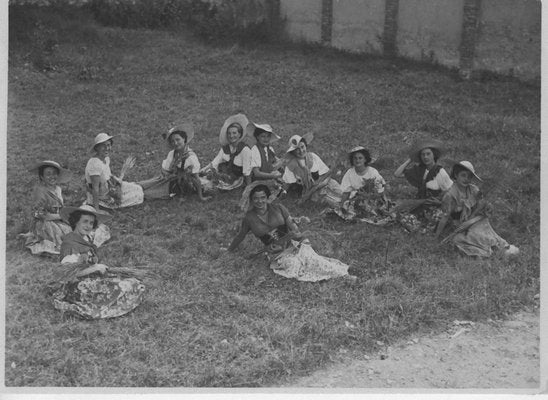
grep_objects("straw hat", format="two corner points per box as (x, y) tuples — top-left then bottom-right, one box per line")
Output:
(453, 160), (482, 181)
(219, 114), (249, 146)
(60, 204), (112, 224)
(286, 132), (314, 153)
(408, 139), (444, 163)
(348, 145), (368, 154)
(245, 122), (281, 144)
(29, 160), (72, 183)
(165, 123), (195, 143)
(92, 133), (114, 152)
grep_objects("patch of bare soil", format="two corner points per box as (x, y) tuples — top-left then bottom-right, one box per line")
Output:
(290, 309), (539, 388)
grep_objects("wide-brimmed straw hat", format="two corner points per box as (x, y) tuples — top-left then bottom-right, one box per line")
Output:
(219, 114), (249, 146)
(165, 123), (195, 144)
(453, 160), (482, 181)
(92, 133), (114, 152)
(408, 139), (445, 163)
(60, 204), (112, 224)
(245, 122), (281, 144)
(29, 160), (72, 183)
(286, 132), (314, 153)
(348, 145), (368, 155)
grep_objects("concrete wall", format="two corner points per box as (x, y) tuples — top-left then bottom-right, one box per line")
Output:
(396, 0), (464, 68)
(475, 0), (541, 79)
(280, 0), (322, 43)
(331, 0), (385, 54)
(277, 0), (540, 80)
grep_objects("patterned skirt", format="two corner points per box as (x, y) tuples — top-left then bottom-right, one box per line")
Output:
(86, 181), (144, 209)
(22, 219), (72, 255)
(452, 218), (510, 257)
(52, 273), (145, 319)
(270, 240), (349, 282)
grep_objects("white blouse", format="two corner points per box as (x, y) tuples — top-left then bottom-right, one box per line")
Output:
(282, 153), (329, 184)
(210, 146), (252, 176)
(161, 149), (200, 174)
(340, 166), (386, 194)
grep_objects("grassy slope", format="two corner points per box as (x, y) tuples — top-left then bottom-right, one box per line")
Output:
(6, 17), (540, 386)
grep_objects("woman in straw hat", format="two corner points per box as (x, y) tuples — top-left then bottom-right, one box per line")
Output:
(393, 138), (453, 232)
(85, 133), (144, 209)
(199, 114), (253, 191)
(334, 146), (393, 224)
(435, 161), (519, 257)
(20, 160), (73, 255)
(138, 124), (210, 201)
(51, 205), (146, 319)
(281, 133), (342, 207)
(228, 183), (350, 282)
(247, 122), (285, 181)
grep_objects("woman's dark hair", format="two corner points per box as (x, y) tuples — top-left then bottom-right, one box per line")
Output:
(93, 139), (113, 152)
(227, 123), (244, 137)
(450, 164), (471, 180)
(249, 184), (271, 200)
(418, 147), (440, 165)
(38, 165), (60, 179)
(253, 128), (270, 138)
(170, 131), (187, 142)
(348, 149), (372, 166)
(68, 211), (99, 230)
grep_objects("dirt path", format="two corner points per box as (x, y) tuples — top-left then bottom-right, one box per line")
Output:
(290, 309), (540, 388)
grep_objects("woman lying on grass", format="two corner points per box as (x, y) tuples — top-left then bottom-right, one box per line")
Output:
(228, 183), (350, 282)
(138, 124), (210, 201)
(85, 133), (144, 209)
(200, 114), (253, 191)
(334, 146), (394, 224)
(435, 161), (519, 257)
(281, 133), (342, 208)
(20, 160), (73, 256)
(393, 138), (453, 233)
(51, 205), (145, 319)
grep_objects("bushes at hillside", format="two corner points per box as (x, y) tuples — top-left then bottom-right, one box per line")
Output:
(9, 2), (100, 71)
(86, 0), (281, 42)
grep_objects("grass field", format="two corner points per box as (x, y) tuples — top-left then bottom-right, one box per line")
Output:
(5, 6), (540, 387)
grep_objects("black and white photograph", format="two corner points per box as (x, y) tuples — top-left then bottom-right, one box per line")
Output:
(3, 0), (544, 392)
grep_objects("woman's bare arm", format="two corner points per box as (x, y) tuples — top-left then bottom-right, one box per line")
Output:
(394, 158), (412, 178)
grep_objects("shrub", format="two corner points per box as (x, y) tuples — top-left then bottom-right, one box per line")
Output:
(86, 0), (193, 29)
(9, 2), (101, 71)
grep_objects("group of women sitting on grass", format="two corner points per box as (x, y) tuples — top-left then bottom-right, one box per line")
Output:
(21, 113), (519, 319)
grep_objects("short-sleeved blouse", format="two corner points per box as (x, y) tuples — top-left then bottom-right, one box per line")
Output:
(211, 146), (252, 176)
(403, 164), (452, 198)
(441, 184), (480, 222)
(161, 149), (200, 174)
(250, 145), (276, 169)
(340, 166), (385, 194)
(85, 157), (112, 197)
(31, 184), (64, 214)
(282, 152), (329, 184)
